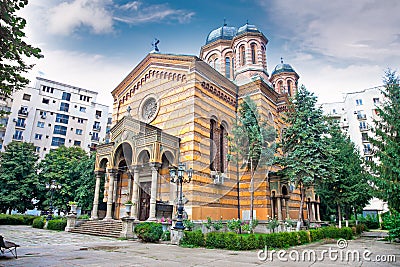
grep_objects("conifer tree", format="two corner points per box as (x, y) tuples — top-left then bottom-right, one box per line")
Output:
(369, 70), (400, 212)
(278, 86), (331, 231)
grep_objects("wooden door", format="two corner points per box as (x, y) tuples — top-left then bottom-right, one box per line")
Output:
(139, 182), (151, 221)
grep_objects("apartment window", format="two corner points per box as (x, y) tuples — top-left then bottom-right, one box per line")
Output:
(42, 86), (54, 93)
(93, 121), (100, 130)
(40, 111), (47, 118)
(359, 121), (367, 130)
(13, 130), (23, 140)
(23, 94), (31, 101)
(51, 137), (65, 147)
(53, 125), (67, 135)
(55, 114), (69, 124)
(95, 110), (102, 118)
(42, 98), (49, 104)
(60, 102), (69, 112)
(362, 133), (368, 141)
(37, 121), (45, 128)
(91, 132), (99, 141)
(356, 99), (363, 105)
(357, 110), (366, 119)
(364, 144), (371, 154)
(35, 133), (43, 140)
(373, 98), (379, 104)
(74, 140), (81, 146)
(80, 107), (86, 113)
(80, 95), (91, 102)
(75, 129), (83, 135)
(35, 146), (40, 152)
(16, 118), (25, 127)
(62, 92), (71, 101)
(332, 109), (336, 114)
(77, 118), (84, 123)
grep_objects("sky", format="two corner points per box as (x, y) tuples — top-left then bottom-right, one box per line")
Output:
(20, 0), (400, 110)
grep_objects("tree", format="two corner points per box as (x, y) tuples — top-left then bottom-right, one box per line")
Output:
(38, 146), (94, 212)
(278, 85), (331, 231)
(369, 70), (400, 212)
(0, 0), (42, 100)
(229, 96), (276, 221)
(74, 153), (96, 211)
(318, 122), (372, 227)
(0, 141), (39, 213)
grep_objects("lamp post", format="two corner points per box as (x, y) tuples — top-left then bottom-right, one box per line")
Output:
(45, 180), (62, 220)
(169, 163), (193, 230)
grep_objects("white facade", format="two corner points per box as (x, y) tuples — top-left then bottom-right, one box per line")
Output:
(0, 96), (12, 151)
(321, 86), (383, 161)
(2, 77), (110, 158)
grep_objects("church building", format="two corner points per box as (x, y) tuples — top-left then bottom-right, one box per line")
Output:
(91, 22), (320, 223)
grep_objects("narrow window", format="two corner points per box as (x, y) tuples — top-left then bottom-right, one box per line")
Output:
(251, 44), (256, 64)
(225, 57), (231, 78)
(240, 45), (246, 66)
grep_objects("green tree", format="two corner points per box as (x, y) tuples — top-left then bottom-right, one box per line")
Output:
(38, 146), (94, 212)
(318, 122), (372, 227)
(229, 96), (276, 221)
(369, 70), (400, 212)
(0, 0), (42, 102)
(74, 152), (96, 211)
(278, 86), (331, 231)
(0, 141), (39, 213)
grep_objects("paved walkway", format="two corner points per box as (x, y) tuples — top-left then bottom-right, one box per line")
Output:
(1, 225), (399, 267)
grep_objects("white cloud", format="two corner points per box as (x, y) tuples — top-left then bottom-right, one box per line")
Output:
(27, 48), (132, 108)
(263, 0), (400, 64)
(48, 0), (114, 35)
(114, 2), (195, 25)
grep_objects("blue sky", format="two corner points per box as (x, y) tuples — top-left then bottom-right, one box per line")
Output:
(21, 0), (400, 109)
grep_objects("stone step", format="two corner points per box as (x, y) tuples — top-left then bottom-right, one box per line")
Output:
(71, 220), (123, 238)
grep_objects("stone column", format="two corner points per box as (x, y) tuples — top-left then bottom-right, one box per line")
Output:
(316, 203), (321, 222)
(131, 166), (140, 220)
(277, 197), (282, 220)
(311, 202), (316, 222)
(91, 171), (103, 220)
(148, 163), (160, 221)
(285, 199), (290, 219)
(105, 169), (116, 220)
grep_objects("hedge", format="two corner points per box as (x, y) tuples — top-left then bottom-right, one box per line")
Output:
(0, 214), (36, 225)
(181, 226), (355, 250)
(46, 218), (67, 231)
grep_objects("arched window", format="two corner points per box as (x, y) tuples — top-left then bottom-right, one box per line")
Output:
(225, 57), (230, 78)
(251, 44), (257, 64)
(277, 81), (283, 94)
(220, 124), (226, 173)
(210, 119), (218, 171)
(210, 119), (227, 173)
(240, 45), (246, 66)
(287, 80), (292, 96)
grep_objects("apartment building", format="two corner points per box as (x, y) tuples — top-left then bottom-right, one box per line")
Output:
(321, 86), (383, 162)
(1, 77), (110, 158)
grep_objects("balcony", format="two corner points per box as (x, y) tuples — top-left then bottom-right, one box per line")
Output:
(12, 135), (23, 141)
(18, 110), (29, 117)
(359, 126), (370, 132)
(92, 125), (101, 131)
(357, 114), (367, 120)
(364, 149), (373, 155)
(91, 136), (100, 141)
(15, 123), (26, 129)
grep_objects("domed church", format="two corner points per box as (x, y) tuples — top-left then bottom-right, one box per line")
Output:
(90, 22), (320, 224)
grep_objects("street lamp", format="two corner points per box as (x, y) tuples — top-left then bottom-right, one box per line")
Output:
(45, 180), (62, 220)
(169, 163), (193, 230)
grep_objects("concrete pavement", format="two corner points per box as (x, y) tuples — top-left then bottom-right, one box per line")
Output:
(1, 225), (399, 266)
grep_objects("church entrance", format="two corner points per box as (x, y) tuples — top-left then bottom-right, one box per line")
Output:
(139, 182), (151, 221)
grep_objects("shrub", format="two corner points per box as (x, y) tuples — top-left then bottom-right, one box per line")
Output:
(266, 218), (279, 233)
(359, 214), (379, 229)
(226, 219), (241, 233)
(246, 234), (258, 250)
(203, 217), (213, 230)
(382, 210), (400, 242)
(213, 218), (224, 231)
(47, 218), (67, 231)
(225, 232), (239, 250)
(265, 232), (280, 248)
(134, 222), (163, 243)
(180, 230), (204, 247)
(32, 217), (45, 229)
(0, 214), (36, 225)
(205, 232), (226, 248)
(77, 214), (90, 220)
(339, 227), (353, 240)
(161, 231), (171, 241)
(183, 219), (194, 231)
(257, 234), (266, 249)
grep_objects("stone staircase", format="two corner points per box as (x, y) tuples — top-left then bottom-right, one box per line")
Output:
(71, 220), (123, 238)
